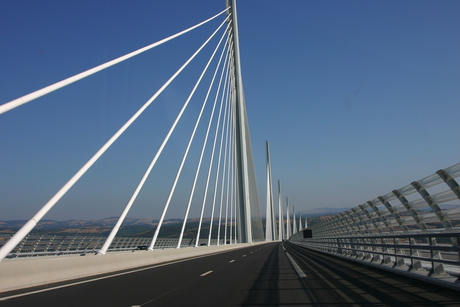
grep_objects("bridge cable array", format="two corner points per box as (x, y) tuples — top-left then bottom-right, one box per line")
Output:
(0, 6), (263, 261)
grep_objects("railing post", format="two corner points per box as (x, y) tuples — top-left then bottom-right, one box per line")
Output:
(45, 235), (55, 254)
(76, 236), (85, 252)
(409, 237), (423, 271)
(429, 237), (446, 275)
(363, 238), (372, 261)
(31, 235), (43, 254)
(381, 238), (392, 265)
(372, 238), (382, 263)
(393, 238), (406, 267)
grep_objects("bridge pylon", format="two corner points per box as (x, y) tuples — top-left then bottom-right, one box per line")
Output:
(226, 0), (263, 243)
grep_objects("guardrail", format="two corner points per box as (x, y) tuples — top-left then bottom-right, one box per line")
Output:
(310, 163), (460, 237)
(299, 162), (460, 291)
(0, 234), (195, 258)
(291, 231), (460, 290)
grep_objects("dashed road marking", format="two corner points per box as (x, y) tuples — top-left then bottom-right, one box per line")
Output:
(229, 260), (235, 263)
(0, 251), (232, 302)
(200, 270), (213, 277)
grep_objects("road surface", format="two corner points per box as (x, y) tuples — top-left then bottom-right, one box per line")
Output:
(0, 242), (458, 306)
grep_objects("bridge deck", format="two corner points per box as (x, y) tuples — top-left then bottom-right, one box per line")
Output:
(1, 242), (459, 306)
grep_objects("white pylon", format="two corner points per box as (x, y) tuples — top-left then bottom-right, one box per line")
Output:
(278, 180), (283, 241)
(265, 141), (274, 241)
(293, 206), (297, 234)
(286, 197), (290, 239)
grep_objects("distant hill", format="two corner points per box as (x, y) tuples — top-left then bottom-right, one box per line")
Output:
(0, 217), (159, 230)
(0, 217), (216, 237)
(3, 204), (457, 237)
(0, 207), (380, 236)
(302, 207), (350, 217)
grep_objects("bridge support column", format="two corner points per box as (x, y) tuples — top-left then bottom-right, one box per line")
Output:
(226, 0), (263, 243)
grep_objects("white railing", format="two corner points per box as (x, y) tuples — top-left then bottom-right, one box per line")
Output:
(310, 163), (460, 237)
(291, 232), (460, 290)
(0, 234), (196, 258)
(294, 162), (460, 290)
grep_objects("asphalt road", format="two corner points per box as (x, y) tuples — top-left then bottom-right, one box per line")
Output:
(0, 242), (459, 306)
(0, 243), (311, 306)
(284, 241), (460, 306)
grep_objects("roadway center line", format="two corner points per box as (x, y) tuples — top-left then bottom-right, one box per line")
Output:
(200, 270), (213, 277)
(242, 255), (246, 257)
(229, 260), (235, 263)
(286, 252), (307, 278)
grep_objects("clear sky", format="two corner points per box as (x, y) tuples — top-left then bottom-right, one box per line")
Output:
(1, 0), (459, 221)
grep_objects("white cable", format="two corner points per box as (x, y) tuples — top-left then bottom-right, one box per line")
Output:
(0, 16), (220, 259)
(229, 98), (236, 244)
(96, 17), (229, 255)
(217, 85), (232, 245)
(149, 27), (229, 249)
(223, 48), (233, 245)
(0, 9), (229, 115)
(176, 46), (230, 249)
(194, 66), (229, 247)
(206, 83), (230, 246)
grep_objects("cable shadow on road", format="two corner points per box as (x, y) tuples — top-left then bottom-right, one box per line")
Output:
(241, 243), (281, 305)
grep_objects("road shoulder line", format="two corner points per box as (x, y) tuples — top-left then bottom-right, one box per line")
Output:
(285, 252), (307, 278)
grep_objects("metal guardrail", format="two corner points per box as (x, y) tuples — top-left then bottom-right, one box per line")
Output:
(296, 163), (460, 291)
(0, 234), (195, 258)
(291, 232), (460, 291)
(292, 232), (460, 276)
(310, 163), (460, 237)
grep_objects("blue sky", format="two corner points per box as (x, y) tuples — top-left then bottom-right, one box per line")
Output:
(1, 0), (459, 221)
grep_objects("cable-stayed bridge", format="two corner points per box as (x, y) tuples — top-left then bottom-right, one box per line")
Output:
(1, 1), (264, 258)
(1, 1), (459, 305)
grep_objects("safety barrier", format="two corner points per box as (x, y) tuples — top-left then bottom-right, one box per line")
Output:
(310, 163), (460, 237)
(296, 162), (460, 291)
(0, 234), (194, 258)
(291, 231), (460, 290)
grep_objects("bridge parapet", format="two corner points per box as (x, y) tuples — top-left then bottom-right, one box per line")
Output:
(0, 242), (263, 293)
(0, 235), (195, 259)
(291, 231), (460, 291)
(311, 163), (460, 237)
(295, 162), (460, 291)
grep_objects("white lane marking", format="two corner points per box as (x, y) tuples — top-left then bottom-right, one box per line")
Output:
(286, 252), (307, 278)
(242, 254), (246, 257)
(0, 249), (237, 301)
(200, 270), (213, 277)
(229, 260), (235, 263)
